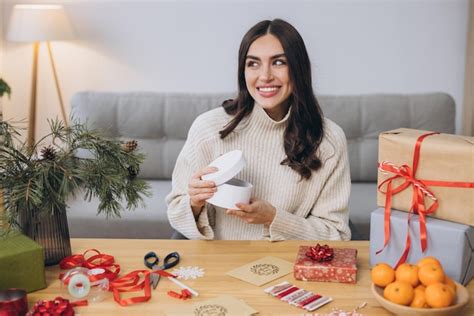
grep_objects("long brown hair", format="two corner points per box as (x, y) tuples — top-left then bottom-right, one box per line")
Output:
(219, 19), (324, 180)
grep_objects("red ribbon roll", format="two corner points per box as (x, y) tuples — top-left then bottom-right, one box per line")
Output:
(0, 289), (27, 316)
(377, 132), (474, 268)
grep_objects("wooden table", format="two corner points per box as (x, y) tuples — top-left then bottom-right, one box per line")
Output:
(30, 239), (473, 315)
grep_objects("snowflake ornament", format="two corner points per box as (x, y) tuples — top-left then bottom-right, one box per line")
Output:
(171, 266), (205, 280)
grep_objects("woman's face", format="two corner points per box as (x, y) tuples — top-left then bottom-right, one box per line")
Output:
(245, 34), (292, 121)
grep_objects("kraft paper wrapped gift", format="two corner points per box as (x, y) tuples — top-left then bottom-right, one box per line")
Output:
(377, 128), (474, 226)
(369, 208), (474, 285)
(0, 232), (46, 292)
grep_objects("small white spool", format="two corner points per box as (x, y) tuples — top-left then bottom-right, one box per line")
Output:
(68, 273), (91, 299)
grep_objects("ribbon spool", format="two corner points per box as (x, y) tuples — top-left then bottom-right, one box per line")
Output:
(60, 267), (109, 303)
(0, 289), (27, 316)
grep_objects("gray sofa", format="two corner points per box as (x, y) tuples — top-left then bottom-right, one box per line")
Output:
(67, 92), (455, 240)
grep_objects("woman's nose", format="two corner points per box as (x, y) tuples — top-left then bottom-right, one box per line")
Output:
(259, 64), (274, 81)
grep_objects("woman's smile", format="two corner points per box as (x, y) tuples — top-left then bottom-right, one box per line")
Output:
(257, 85), (281, 98)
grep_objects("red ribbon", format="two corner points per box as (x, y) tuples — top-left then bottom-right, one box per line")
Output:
(28, 297), (87, 316)
(377, 132), (474, 268)
(59, 249), (120, 283)
(59, 249), (177, 307)
(110, 269), (174, 306)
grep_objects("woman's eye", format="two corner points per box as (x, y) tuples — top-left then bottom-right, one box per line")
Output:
(274, 59), (286, 66)
(246, 61), (258, 68)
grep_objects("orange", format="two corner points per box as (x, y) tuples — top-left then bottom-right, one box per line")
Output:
(418, 264), (445, 286)
(417, 256), (442, 269)
(444, 277), (457, 296)
(395, 263), (419, 287)
(410, 285), (429, 308)
(384, 281), (414, 306)
(415, 284), (426, 293)
(371, 263), (395, 287)
(425, 282), (454, 308)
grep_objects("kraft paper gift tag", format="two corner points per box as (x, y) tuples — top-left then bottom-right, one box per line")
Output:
(165, 295), (258, 316)
(226, 256), (293, 286)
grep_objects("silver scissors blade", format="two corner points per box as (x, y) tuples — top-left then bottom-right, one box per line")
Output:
(151, 266), (162, 289)
(150, 273), (159, 289)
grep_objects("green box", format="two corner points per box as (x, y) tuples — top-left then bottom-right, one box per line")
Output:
(0, 232), (46, 292)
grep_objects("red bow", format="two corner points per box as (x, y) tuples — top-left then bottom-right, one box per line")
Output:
(29, 297), (87, 316)
(306, 244), (334, 262)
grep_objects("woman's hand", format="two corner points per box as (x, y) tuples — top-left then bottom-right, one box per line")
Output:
(226, 199), (276, 225)
(188, 166), (218, 217)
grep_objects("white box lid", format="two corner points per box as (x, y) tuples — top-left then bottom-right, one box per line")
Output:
(201, 150), (246, 186)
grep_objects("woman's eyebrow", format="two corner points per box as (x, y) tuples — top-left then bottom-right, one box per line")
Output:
(270, 53), (286, 59)
(246, 53), (286, 61)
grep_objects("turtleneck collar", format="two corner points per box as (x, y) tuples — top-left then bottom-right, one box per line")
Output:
(249, 102), (291, 131)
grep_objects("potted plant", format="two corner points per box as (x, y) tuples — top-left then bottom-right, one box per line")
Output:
(0, 119), (150, 265)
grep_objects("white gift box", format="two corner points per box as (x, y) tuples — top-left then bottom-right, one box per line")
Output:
(202, 150), (253, 210)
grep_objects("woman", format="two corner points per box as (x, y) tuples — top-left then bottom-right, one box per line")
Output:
(166, 19), (351, 241)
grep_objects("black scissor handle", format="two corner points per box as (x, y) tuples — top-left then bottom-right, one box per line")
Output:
(144, 251), (159, 269)
(162, 252), (180, 270)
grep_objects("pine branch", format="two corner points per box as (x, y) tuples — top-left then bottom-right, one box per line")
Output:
(0, 118), (151, 227)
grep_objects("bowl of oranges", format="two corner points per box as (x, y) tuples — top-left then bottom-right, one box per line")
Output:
(371, 257), (469, 316)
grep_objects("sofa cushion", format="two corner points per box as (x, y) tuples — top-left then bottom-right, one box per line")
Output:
(319, 93), (455, 181)
(67, 180), (172, 239)
(71, 92), (233, 179)
(348, 182), (378, 240)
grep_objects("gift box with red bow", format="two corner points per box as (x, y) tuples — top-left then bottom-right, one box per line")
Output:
(293, 245), (357, 284)
(377, 128), (474, 226)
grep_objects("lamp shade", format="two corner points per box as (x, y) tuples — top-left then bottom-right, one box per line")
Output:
(7, 4), (75, 42)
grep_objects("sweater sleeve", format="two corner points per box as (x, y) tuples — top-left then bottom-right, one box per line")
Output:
(268, 126), (352, 241)
(165, 118), (215, 240)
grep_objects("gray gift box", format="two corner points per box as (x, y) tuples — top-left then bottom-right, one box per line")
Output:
(370, 208), (473, 285)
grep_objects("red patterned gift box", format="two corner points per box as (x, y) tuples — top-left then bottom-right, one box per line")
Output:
(294, 246), (357, 284)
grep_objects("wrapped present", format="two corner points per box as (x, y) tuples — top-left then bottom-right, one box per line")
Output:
(0, 232), (46, 292)
(377, 128), (474, 226)
(294, 245), (357, 284)
(370, 208), (473, 285)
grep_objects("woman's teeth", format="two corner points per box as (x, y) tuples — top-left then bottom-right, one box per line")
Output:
(258, 87), (278, 92)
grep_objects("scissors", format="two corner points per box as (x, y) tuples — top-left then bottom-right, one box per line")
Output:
(144, 251), (180, 289)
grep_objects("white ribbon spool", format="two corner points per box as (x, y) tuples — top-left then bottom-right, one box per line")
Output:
(68, 273), (91, 299)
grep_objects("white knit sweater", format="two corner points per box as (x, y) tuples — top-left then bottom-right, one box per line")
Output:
(166, 104), (351, 241)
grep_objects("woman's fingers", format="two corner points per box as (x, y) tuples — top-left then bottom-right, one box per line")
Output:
(192, 192), (214, 201)
(189, 166), (218, 208)
(226, 209), (245, 216)
(189, 178), (215, 189)
(192, 166), (218, 180)
(189, 187), (217, 196)
(235, 203), (251, 212)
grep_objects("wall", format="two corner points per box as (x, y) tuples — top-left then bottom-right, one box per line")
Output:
(1, 0), (469, 138)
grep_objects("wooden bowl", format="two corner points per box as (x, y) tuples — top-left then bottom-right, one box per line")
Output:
(371, 282), (470, 316)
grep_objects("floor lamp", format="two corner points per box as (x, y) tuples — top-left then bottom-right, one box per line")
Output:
(7, 4), (76, 147)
